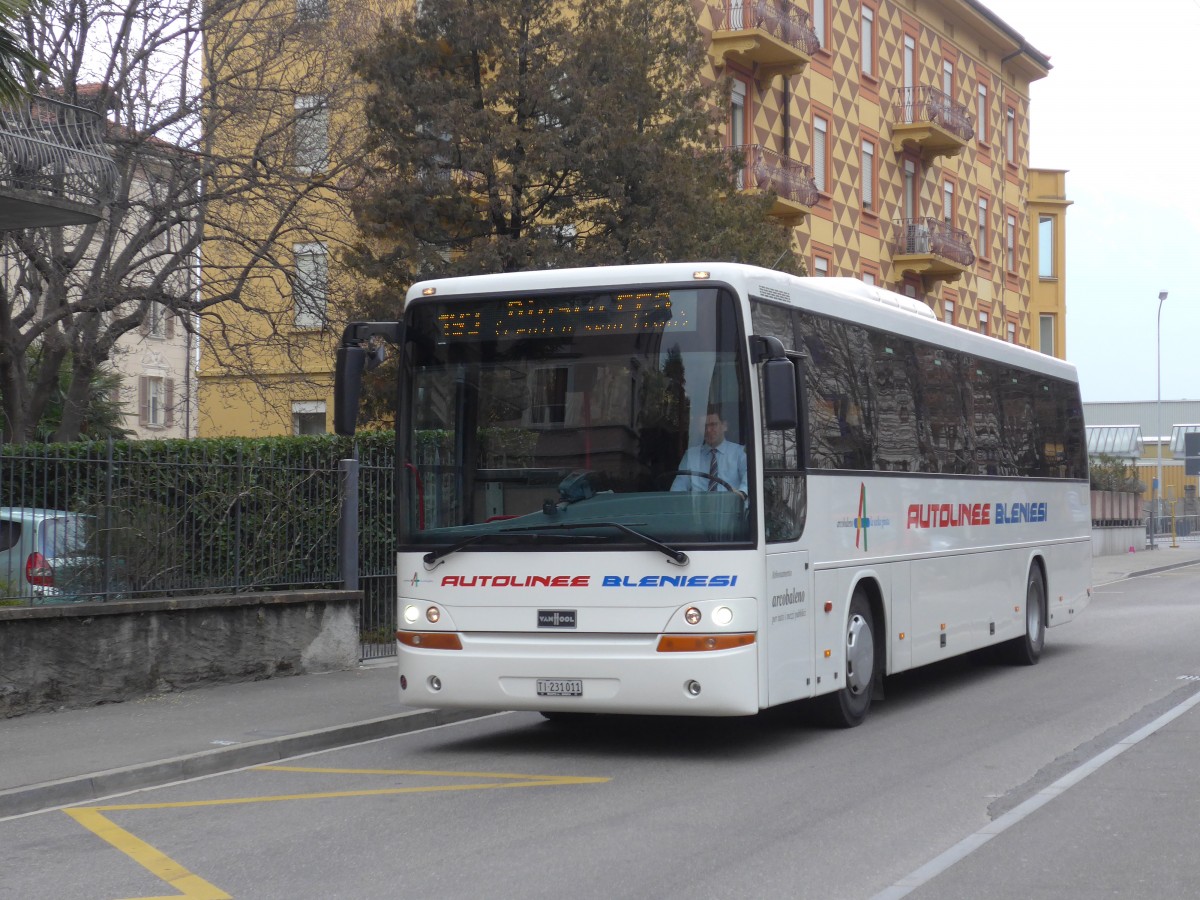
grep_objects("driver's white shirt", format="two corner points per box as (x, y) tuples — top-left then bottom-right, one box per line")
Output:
(670, 441), (747, 493)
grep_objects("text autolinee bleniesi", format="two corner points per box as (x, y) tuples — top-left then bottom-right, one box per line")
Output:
(437, 575), (738, 588)
(906, 501), (1047, 529)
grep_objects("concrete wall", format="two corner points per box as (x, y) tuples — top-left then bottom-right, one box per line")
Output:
(1091, 526), (1144, 557)
(0, 590), (360, 718)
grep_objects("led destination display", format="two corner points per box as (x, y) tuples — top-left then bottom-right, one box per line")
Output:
(431, 290), (701, 341)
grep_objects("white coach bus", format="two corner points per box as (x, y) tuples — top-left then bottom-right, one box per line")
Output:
(334, 263), (1091, 726)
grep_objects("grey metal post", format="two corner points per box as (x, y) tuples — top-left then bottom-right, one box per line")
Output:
(103, 437), (113, 601)
(338, 457), (359, 591)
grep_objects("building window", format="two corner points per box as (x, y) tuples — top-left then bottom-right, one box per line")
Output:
(729, 79), (747, 148)
(942, 180), (954, 227)
(861, 265), (878, 285)
(976, 196), (989, 259)
(292, 401), (327, 435)
(295, 0), (328, 22)
(976, 82), (988, 143)
(1006, 213), (1017, 272)
(294, 95), (329, 172)
(861, 139), (875, 211)
(813, 254), (830, 276)
(1039, 314), (1055, 356)
(978, 311), (989, 335)
(813, 114), (829, 193)
(1005, 105), (1016, 162)
(1038, 214), (1055, 278)
(943, 300), (954, 325)
(902, 157), (917, 220)
(294, 242), (328, 329)
(530, 366), (569, 425)
(812, 0), (828, 49)
(139, 376), (173, 428)
(1007, 321), (1016, 343)
(861, 5), (876, 77)
(143, 302), (173, 340)
(942, 59), (954, 98)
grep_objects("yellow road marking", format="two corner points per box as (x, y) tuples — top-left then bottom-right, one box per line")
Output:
(64, 807), (230, 900)
(66, 767), (609, 898)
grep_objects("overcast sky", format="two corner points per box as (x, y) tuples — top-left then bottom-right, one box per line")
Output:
(978, 0), (1200, 402)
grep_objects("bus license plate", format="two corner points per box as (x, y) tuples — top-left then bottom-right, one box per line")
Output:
(537, 679), (583, 697)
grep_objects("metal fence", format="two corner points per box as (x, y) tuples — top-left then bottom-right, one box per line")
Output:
(1, 438), (401, 660)
(0, 95), (118, 209)
(357, 446), (398, 660)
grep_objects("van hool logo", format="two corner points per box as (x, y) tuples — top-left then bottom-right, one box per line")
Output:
(835, 483), (891, 551)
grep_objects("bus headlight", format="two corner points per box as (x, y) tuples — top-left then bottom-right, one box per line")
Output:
(712, 606), (733, 627)
(426, 606), (441, 623)
(684, 607), (702, 625)
(403, 605), (419, 625)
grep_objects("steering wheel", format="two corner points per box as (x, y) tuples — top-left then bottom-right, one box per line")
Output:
(659, 469), (742, 497)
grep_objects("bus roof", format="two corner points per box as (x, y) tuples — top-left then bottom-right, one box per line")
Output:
(407, 262), (1079, 384)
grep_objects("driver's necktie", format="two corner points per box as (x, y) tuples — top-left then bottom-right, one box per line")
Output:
(709, 447), (718, 491)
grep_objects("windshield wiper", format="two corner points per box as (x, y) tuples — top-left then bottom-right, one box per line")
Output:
(501, 521), (689, 567)
(422, 530), (608, 569)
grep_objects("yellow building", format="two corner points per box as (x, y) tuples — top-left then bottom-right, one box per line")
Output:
(1028, 168), (1071, 358)
(200, 0), (1070, 436)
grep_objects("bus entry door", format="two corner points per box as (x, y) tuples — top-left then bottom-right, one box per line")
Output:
(765, 550), (814, 706)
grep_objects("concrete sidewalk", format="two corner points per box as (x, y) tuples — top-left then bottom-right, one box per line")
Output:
(4, 545), (1200, 819)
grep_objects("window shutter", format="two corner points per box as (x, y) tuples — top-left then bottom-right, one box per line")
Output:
(138, 377), (149, 426)
(165, 379), (175, 427)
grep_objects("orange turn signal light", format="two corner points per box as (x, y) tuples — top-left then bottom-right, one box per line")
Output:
(657, 633), (755, 653)
(396, 630), (463, 650)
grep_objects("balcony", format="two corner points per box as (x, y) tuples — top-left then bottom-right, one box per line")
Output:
(710, 2), (820, 86)
(733, 144), (819, 222)
(891, 86), (974, 162)
(0, 95), (117, 230)
(892, 217), (975, 286)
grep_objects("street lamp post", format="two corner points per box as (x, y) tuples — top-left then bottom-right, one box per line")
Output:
(1155, 290), (1169, 549)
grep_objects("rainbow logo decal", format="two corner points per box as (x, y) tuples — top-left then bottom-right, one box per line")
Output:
(855, 483), (870, 550)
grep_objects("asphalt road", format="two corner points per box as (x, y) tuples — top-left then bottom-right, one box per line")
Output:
(3, 566), (1199, 900)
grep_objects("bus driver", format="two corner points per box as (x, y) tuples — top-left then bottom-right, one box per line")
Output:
(671, 407), (747, 495)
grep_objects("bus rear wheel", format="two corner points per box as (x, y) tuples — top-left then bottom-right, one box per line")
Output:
(816, 588), (876, 728)
(1004, 566), (1046, 666)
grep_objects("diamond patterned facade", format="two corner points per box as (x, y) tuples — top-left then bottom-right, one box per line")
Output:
(699, 0), (1060, 348)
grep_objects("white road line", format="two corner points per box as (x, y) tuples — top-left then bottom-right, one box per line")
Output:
(873, 687), (1200, 899)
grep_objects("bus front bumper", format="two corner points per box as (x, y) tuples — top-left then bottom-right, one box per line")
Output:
(397, 631), (761, 717)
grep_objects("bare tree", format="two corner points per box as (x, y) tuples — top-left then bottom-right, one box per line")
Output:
(0, 0), (376, 441)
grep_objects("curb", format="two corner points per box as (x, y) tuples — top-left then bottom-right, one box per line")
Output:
(0, 706), (487, 820)
(1123, 558), (1200, 580)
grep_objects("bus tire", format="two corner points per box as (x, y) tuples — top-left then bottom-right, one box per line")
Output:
(1004, 565), (1046, 666)
(816, 588), (876, 728)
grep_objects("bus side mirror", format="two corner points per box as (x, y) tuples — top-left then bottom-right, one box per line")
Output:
(334, 345), (366, 436)
(333, 322), (402, 437)
(762, 357), (798, 430)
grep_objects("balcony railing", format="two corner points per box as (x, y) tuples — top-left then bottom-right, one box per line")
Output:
(891, 86), (974, 160)
(710, 2), (819, 82)
(734, 144), (819, 218)
(714, 2), (820, 55)
(0, 95), (118, 228)
(893, 217), (975, 284)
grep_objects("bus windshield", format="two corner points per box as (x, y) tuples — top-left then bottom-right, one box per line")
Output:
(399, 286), (754, 548)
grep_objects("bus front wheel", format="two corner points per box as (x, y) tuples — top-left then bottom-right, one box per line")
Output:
(1004, 566), (1046, 666)
(816, 588), (876, 728)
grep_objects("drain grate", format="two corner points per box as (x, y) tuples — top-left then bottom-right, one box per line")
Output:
(1178, 675), (1200, 681)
